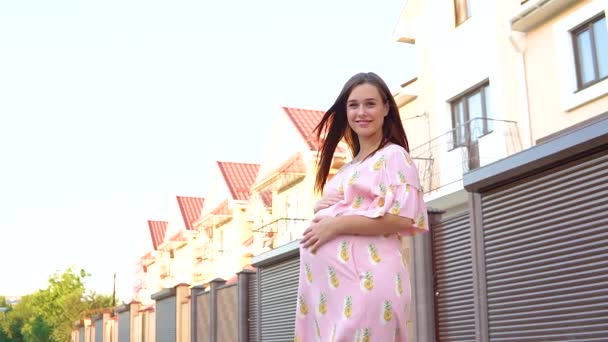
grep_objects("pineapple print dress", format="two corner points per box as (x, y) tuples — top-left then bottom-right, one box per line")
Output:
(294, 144), (429, 342)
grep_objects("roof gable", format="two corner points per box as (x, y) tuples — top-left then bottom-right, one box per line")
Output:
(176, 196), (205, 230)
(282, 106), (347, 154)
(282, 107), (325, 151)
(147, 220), (168, 250)
(217, 161), (260, 201)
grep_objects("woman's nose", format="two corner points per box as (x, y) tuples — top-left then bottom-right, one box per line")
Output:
(356, 104), (365, 115)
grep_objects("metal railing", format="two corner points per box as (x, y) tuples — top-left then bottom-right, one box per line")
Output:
(253, 217), (309, 249)
(410, 117), (522, 193)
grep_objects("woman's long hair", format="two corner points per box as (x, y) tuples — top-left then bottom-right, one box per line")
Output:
(313, 72), (410, 193)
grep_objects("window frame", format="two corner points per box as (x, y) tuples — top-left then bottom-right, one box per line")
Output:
(571, 13), (608, 91)
(553, 2), (608, 112)
(449, 82), (491, 150)
(454, 0), (472, 27)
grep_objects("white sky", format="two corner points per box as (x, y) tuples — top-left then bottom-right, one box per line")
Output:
(0, 0), (415, 300)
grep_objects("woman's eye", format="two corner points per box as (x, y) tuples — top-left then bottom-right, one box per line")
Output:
(348, 103), (358, 108)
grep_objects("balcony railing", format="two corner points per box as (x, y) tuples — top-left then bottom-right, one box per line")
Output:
(411, 117), (522, 194)
(253, 217), (309, 250)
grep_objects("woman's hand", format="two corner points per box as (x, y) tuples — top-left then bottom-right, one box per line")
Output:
(300, 216), (338, 254)
(313, 191), (343, 214)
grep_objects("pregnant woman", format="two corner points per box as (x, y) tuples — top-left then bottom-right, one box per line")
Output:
(294, 72), (429, 342)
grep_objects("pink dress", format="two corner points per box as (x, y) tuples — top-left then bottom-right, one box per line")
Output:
(294, 144), (429, 342)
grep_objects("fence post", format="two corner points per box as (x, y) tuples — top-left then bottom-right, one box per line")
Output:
(237, 270), (255, 342)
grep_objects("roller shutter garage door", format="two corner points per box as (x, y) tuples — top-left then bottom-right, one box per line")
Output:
(156, 296), (177, 342)
(118, 311), (130, 342)
(248, 271), (259, 342)
(431, 213), (476, 341)
(259, 256), (299, 341)
(94, 319), (103, 342)
(481, 150), (608, 340)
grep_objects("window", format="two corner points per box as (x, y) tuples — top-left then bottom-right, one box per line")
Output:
(451, 83), (491, 149)
(554, 2), (608, 111)
(572, 14), (608, 90)
(454, 0), (472, 26)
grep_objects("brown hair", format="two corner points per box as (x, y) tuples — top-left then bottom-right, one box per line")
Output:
(313, 72), (410, 193)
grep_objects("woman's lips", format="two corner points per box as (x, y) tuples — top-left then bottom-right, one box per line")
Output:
(356, 120), (371, 128)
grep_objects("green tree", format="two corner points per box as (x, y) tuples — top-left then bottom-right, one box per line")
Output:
(0, 296), (12, 342)
(0, 295), (30, 342)
(82, 291), (115, 313)
(0, 267), (117, 342)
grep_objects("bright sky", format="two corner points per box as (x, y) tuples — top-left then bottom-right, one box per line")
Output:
(0, 0), (415, 300)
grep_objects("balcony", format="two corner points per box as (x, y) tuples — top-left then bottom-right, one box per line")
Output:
(193, 246), (205, 263)
(252, 217), (309, 253)
(159, 263), (173, 280)
(411, 117), (522, 194)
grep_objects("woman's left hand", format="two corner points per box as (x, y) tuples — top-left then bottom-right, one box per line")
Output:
(300, 216), (338, 254)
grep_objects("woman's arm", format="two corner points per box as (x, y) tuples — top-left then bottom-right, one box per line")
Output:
(333, 214), (414, 236)
(301, 214), (414, 253)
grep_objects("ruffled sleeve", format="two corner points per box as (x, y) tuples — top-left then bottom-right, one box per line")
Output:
(357, 145), (429, 236)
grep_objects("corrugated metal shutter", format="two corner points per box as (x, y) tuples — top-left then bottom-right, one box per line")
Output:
(156, 296), (176, 342)
(431, 213), (476, 341)
(248, 271), (258, 342)
(481, 150), (608, 340)
(94, 319), (103, 342)
(259, 256), (299, 341)
(118, 311), (130, 342)
(79, 327), (84, 342)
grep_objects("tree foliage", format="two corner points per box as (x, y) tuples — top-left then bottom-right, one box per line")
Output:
(0, 267), (117, 342)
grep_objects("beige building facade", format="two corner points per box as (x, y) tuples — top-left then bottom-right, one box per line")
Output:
(393, 0), (607, 340)
(394, 0), (607, 210)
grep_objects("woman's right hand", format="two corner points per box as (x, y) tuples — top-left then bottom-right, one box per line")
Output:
(313, 191), (343, 214)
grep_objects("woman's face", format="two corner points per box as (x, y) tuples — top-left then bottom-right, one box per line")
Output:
(346, 83), (388, 142)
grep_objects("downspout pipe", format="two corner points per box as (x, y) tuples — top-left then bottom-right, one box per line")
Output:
(506, 21), (534, 148)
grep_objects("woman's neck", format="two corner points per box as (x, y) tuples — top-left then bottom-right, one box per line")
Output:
(355, 135), (385, 161)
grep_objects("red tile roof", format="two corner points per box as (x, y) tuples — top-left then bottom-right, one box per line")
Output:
(140, 251), (155, 262)
(217, 161), (260, 201)
(282, 107), (325, 151)
(254, 152), (308, 190)
(176, 196), (205, 230)
(194, 199), (232, 230)
(168, 230), (188, 242)
(282, 107), (347, 153)
(259, 190), (272, 207)
(148, 220), (168, 250)
(225, 274), (238, 285)
(209, 199), (231, 216)
(277, 152), (307, 173)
